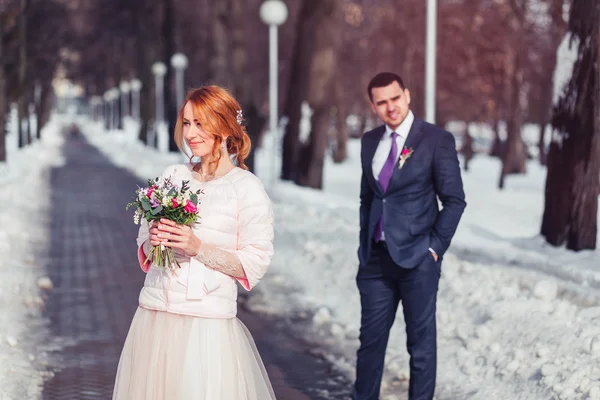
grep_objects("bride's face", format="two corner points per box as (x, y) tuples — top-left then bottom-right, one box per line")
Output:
(182, 102), (215, 158)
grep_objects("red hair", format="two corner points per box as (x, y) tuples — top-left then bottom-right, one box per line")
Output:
(174, 86), (251, 174)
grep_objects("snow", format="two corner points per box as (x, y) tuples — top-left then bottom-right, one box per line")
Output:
(0, 116), (65, 400)
(72, 118), (600, 400)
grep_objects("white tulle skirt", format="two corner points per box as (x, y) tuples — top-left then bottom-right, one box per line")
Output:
(112, 307), (276, 400)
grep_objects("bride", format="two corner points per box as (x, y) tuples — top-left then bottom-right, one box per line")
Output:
(113, 85), (276, 400)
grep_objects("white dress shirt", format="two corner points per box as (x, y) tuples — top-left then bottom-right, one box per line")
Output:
(372, 110), (414, 180)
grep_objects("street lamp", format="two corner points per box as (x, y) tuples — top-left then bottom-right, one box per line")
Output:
(152, 61), (168, 152)
(120, 81), (131, 120)
(130, 79), (142, 121)
(152, 62), (167, 125)
(170, 53), (189, 111)
(425, 0), (437, 124)
(259, 0), (288, 186)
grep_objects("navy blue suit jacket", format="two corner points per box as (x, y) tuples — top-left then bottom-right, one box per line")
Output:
(358, 117), (466, 268)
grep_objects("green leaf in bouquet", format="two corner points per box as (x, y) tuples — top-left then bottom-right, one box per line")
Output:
(190, 193), (198, 204)
(168, 188), (177, 197)
(181, 180), (190, 193)
(151, 205), (163, 215)
(141, 198), (152, 211)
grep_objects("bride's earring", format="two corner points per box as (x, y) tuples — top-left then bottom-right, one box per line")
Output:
(221, 139), (227, 154)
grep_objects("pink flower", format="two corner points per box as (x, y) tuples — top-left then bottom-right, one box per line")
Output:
(184, 201), (197, 213)
(147, 185), (157, 197)
(172, 198), (179, 207)
(401, 148), (410, 156)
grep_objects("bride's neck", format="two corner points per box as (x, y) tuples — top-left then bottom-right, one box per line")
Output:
(198, 155), (235, 177)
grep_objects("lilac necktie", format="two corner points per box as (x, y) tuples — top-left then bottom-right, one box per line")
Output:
(373, 131), (398, 242)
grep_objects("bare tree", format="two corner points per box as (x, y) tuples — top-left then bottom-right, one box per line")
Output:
(295, 0), (343, 189)
(281, 0), (319, 182)
(16, 0), (27, 147)
(534, 0), (568, 165)
(0, 12), (6, 163)
(541, 0), (599, 251)
(210, 0), (232, 88)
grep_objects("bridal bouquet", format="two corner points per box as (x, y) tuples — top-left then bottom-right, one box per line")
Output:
(126, 175), (203, 270)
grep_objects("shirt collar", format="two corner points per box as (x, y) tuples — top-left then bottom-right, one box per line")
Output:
(384, 110), (414, 140)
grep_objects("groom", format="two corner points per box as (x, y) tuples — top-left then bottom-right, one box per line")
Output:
(353, 72), (466, 400)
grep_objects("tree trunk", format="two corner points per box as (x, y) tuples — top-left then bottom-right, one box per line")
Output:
(295, 0), (341, 189)
(537, 122), (548, 165)
(281, 0), (318, 181)
(538, 0), (567, 166)
(332, 77), (348, 163)
(134, 5), (158, 146)
(541, 0), (599, 251)
(498, 48), (527, 189)
(541, 141), (571, 245)
(230, 0), (251, 105)
(36, 81), (51, 139)
(0, 21), (5, 163)
(17, 0), (28, 147)
(296, 107), (330, 188)
(489, 119), (504, 158)
(210, 0), (231, 88)
(229, 0), (261, 171)
(358, 113), (367, 137)
(462, 123), (474, 171)
(162, 0), (177, 152)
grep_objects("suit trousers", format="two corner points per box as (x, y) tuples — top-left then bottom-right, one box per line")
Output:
(352, 241), (441, 400)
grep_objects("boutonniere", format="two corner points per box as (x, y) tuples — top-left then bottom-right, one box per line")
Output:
(398, 146), (414, 169)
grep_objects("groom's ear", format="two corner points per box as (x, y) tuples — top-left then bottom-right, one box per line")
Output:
(404, 89), (411, 105)
(370, 100), (377, 114)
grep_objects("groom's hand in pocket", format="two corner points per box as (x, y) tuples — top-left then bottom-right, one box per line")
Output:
(429, 249), (439, 262)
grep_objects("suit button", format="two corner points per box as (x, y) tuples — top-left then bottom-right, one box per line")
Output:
(383, 199), (387, 203)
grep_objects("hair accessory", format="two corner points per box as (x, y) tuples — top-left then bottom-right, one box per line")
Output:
(236, 109), (243, 125)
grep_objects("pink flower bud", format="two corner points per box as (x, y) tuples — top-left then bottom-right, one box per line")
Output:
(184, 201), (197, 213)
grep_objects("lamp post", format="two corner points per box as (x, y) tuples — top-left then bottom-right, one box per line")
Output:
(120, 81), (131, 120)
(130, 79), (142, 121)
(259, 0), (288, 186)
(152, 62), (168, 152)
(425, 0), (437, 124)
(170, 53), (189, 111)
(152, 62), (167, 126)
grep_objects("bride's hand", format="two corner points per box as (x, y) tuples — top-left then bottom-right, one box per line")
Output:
(156, 218), (201, 258)
(148, 220), (166, 246)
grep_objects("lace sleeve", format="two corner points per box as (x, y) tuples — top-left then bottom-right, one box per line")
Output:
(193, 242), (246, 278)
(136, 219), (152, 272)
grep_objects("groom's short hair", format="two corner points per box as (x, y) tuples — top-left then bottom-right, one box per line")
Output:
(368, 72), (406, 101)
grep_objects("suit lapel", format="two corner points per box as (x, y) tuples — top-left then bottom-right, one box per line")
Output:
(385, 118), (424, 193)
(364, 125), (386, 194)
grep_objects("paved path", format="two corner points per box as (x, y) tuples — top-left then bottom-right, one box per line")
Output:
(40, 135), (351, 400)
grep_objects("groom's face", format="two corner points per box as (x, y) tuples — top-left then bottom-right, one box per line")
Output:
(370, 81), (411, 130)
